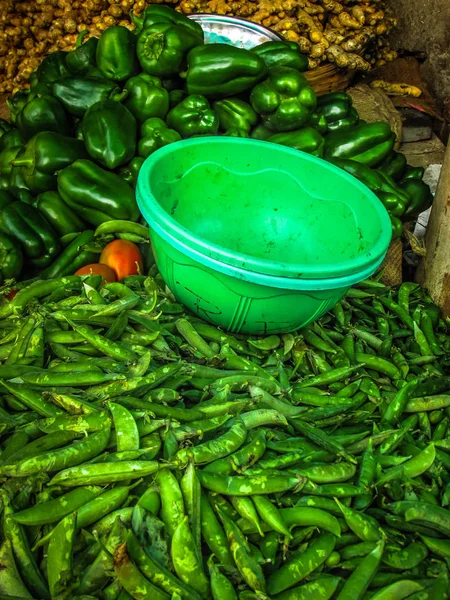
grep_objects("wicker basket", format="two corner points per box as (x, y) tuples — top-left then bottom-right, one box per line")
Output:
(380, 238), (403, 286)
(304, 63), (354, 96)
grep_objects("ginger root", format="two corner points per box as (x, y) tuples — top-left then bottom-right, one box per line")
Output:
(370, 80), (422, 97)
(327, 44), (371, 70)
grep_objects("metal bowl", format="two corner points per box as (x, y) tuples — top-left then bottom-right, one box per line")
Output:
(188, 14), (282, 49)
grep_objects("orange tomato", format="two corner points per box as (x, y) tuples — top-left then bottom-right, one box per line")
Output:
(99, 240), (143, 281)
(74, 263), (117, 282)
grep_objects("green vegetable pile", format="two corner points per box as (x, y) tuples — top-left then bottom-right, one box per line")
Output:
(0, 269), (450, 600)
(0, 5), (433, 285)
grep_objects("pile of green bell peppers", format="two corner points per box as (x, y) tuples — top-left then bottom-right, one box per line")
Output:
(0, 5), (435, 283)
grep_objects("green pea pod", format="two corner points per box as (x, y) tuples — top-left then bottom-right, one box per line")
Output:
(274, 576), (341, 600)
(158, 468), (185, 538)
(336, 540), (385, 600)
(208, 556), (237, 600)
(231, 496), (263, 536)
(268, 533), (336, 595)
(0, 540), (32, 598)
(219, 509), (266, 593)
(1, 490), (50, 599)
(197, 470), (303, 496)
(12, 486), (102, 526)
(180, 462), (202, 562)
(48, 460), (159, 486)
(109, 401), (139, 451)
(336, 499), (383, 541)
(0, 425), (110, 477)
(252, 494), (292, 538)
(200, 491), (234, 569)
(171, 516), (210, 598)
(381, 542), (428, 570)
(114, 543), (169, 600)
(47, 513), (77, 598)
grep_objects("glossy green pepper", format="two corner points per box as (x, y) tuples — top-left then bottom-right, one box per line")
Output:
(326, 107), (359, 133)
(251, 40), (308, 72)
(0, 146), (23, 179)
(213, 98), (258, 135)
(117, 157), (145, 188)
(10, 132), (88, 194)
(124, 73), (169, 122)
(137, 118), (181, 158)
(131, 4), (204, 40)
(66, 31), (99, 75)
(317, 92), (359, 133)
(0, 129), (25, 153)
(96, 26), (139, 82)
(52, 76), (127, 118)
(324, 121), (396, 167)
(305, 111), (328, 134)
(34, 51), (71, 86)
(82, 100), (137, 169)
(250, 67), (317, 132)
(0, 233), (23, 284)
(6, 91), (30, 125)
(267, 127), (325, 157)
(33, 191), (87, 238)
(137, 22), (202, 77)
(169, 89), (188, 108)
(378, 151), (407, 181)
(390, 215), (402, 240)
(187, 45), (267, 98)
(401, 165), (425, 181)
(402, 179), (433, 220)
(167, 95), (219, 138)
(0, 119), (12, 137)
(16, 96), (71, 141)
(58, 159), (139, 226)
(331, 158), (410, 219)
(251, 124), (272, 140)
(0, 190), (14, 210)
(0, 201), (60, 268)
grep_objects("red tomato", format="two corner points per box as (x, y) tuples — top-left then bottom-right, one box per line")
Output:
(99, 240), (143, 281)
(74, 263), (117, 282)
(7, 289), (18, 301)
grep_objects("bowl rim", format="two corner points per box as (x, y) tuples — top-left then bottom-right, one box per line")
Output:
(137, 137), (392, 281)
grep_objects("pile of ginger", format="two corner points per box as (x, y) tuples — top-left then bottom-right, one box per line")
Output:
(0, 0), (396, 94)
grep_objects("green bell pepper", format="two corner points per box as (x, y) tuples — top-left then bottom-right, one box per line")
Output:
(6, 91), (30, 125)
(82, 99), (137, 169)
(305, 111), (328, 134)
(251, 41), (308, 72)
(324, 122), (396, 167)
(250, 67), (317, 132)
(401, 165), (425, 181)
(251, 124), (272, 140)
(169, 89), (188, 108)
(267, 127), (325, 157)
(96, 26), (139, 82)
(402, 179), (433, 220)
(16, 96), (70, 141)
(57, 159), (139, 226)
(124, 73), (169, 122)
(118, 157), (145, 188)
(0, 129), (25, 153)
(213, 98), (258, 135)
(378, 151), (407, 181)
(0, 201), (60, 268)
(326, 107), (359, 133)
(34, 51), (71, 86)
(132, 4), (204, 40)
(166, 95), (219, 138)
(66, 31), (99, 75)
(138, 118), (181, 158)
(52, 76), (127, 118)
(0, 190), (14, 211)
(0, 119), (12, 136)
(10, 132), (88, 194)
(0, 233), (23, 284)
(0, 146), (23, 179)
(137, 22), (202, 77)
(33, 191), (87, 238)
(186, 45), (267, 98)
(390, 216), (402, 240)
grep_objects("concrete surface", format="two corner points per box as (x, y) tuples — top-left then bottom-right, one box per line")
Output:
(387, 0), (450, 108)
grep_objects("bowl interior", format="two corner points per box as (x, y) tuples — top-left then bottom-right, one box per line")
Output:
(144, 138), (391, 279)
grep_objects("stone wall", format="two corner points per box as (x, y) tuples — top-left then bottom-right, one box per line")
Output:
(387, 0), (450, 112)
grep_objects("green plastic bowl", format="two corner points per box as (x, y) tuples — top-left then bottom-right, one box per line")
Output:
(137, 137), (391, 334)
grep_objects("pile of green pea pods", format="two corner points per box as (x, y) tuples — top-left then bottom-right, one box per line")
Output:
(1, 268), (450, 600)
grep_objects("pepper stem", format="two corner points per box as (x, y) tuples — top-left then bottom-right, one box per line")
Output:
(111, 90), (128, 103)
(76, 30), (88, 48)
(10, 158), (33, 168)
